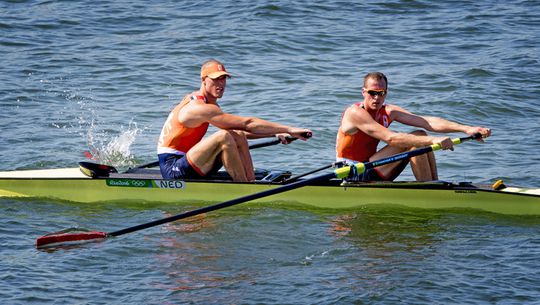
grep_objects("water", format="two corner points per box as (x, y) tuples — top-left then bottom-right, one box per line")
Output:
(1, 0), (540, 303)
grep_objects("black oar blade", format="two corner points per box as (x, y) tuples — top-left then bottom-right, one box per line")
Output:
(79, 162), (118, 178)
(36, 228), (108, 248)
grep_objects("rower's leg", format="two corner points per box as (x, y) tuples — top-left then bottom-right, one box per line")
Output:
(409, 130), (438, 181)
(370, 130), (438, 181)
(186, 130), (250, 182)
(410, 152), (437, 181)
(427, 151), (438, 179)
(369, 144), (409, 181)
(228, 130), (255, 181)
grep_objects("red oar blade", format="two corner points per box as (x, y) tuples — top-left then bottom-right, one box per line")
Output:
(36, 228), (108, 249)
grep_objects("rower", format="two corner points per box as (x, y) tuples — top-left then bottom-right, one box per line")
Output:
(157, 59), (312, 182)
(335, 71), (491, 182)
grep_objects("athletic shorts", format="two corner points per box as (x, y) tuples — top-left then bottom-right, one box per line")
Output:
(158, 153), (222, 179)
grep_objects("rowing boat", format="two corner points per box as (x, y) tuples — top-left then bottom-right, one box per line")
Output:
(1, 164), (539, 216)
(27, 136), (540, 248)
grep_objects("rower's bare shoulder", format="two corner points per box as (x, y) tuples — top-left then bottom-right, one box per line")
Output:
(342, 106), (373, 133)
(187, 100), (220, 114)
(177, 101), (218, 127)
(346, 104), (368, 118)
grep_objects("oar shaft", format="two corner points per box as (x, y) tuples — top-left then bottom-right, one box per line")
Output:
(109, 172), (335, 237)
(248, 137), (282, 149)
(135, 135), (306, 170)
(285, 161), (344, 183)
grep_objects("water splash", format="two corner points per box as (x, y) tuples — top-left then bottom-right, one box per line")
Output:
(29, 73), (147, 169)
(85, 121), (144, 169)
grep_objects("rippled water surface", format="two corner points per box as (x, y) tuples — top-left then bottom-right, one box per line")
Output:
(1, 0), (540, 304)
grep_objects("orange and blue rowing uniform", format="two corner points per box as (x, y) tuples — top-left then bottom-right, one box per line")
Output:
(157, 93), (221, 179)
(335, 102), (393, 181)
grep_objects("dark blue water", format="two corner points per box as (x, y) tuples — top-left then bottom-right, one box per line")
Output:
(1, 0), (540, 304)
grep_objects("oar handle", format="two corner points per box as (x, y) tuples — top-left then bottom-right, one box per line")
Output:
(430, 133), (482, 151)
(247, 136), (294, 149)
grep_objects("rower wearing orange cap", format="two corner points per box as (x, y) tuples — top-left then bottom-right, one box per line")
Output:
(158, 59), (312, 182)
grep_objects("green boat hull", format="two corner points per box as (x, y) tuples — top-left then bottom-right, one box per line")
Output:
(1, 168), (539, 215)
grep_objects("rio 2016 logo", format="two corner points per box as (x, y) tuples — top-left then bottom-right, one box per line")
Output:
(106, 179), (185, 189)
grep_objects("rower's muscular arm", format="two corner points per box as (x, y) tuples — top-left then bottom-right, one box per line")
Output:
(181, 102), (311, 140)
(213, 113), (311, 140)
(390, 105), (491, 139)
(342, 105), (450, 148)
(391, 106), (469, 133)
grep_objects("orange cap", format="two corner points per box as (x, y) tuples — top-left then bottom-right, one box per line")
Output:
(200, 60), (231, 79)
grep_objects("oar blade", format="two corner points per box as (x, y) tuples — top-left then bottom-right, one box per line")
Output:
(79, 162), (118, 178)
(36, 228), (108, 249)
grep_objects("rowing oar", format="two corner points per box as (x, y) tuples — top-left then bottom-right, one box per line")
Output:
(36, 134), (479, 249)
(80, 133), (310, 178)
(137, 136), (300, 169)
(284, 161), (345, 183)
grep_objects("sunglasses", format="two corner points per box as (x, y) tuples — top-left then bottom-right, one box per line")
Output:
(365, 89), (387, 97)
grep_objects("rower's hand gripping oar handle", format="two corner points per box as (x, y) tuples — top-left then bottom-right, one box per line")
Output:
(247, 132), (311, 149)
(334, 133), (481, 179)
(249, 132), (312, 149)
(430, 132), (483, 151)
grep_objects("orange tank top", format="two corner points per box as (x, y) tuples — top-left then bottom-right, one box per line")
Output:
(157, 93), (209, 155)
(336, 103), (392, 162)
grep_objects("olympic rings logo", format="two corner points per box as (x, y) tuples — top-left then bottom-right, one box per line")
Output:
(130, 180), (148, 187)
